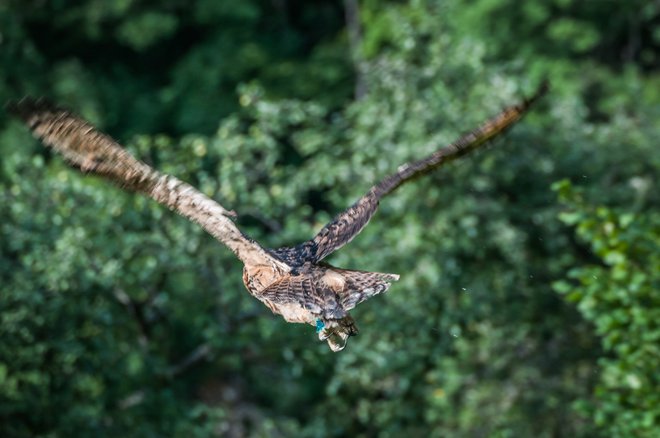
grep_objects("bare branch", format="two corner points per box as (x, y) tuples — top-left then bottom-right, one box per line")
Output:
(343, 0), (367, 99)
(165, 343), (212, 378)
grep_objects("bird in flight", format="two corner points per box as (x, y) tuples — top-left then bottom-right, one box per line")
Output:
(7, 82), (546, 351)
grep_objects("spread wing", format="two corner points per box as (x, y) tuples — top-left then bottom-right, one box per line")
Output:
(297, 82), (548, 263)
(6, 97), (289, 271)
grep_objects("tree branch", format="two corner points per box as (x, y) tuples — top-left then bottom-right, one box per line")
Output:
(343, 0), (367, 99)
(165, 343), (212, 378)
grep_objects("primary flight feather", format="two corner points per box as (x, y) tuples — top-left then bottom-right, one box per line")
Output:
(6, 82), (547, 351)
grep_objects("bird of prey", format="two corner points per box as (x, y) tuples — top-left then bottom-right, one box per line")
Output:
(6, 82), (546, 351)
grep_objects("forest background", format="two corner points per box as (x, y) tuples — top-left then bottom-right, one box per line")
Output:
(0, 0), (658, 436)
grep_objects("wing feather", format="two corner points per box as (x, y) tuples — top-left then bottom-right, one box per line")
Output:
(257, 276), (324, 317)
(6, 97), (289, 270)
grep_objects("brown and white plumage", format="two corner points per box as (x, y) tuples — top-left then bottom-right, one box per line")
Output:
(6, 82), (546, 351)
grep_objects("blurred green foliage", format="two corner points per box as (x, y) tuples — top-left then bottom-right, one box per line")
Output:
(553, 180), (659, 437)
(0, 0), (658, 436)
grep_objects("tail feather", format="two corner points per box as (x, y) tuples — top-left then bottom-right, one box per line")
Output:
(318, 269), (398, 351)
(338, 269), (400, 310)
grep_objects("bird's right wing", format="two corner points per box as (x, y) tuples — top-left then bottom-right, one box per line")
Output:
(6, 97), (289, 271)
(297, 82), (548, 263)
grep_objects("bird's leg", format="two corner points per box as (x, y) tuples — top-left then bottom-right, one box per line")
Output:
(316, 319), (351, 352)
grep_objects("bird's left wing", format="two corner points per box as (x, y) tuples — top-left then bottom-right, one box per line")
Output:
(6, 97), (289, 271)
(295, 82), (548, 263)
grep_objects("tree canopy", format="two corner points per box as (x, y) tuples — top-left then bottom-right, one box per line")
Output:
(0, 0), (658, 436)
